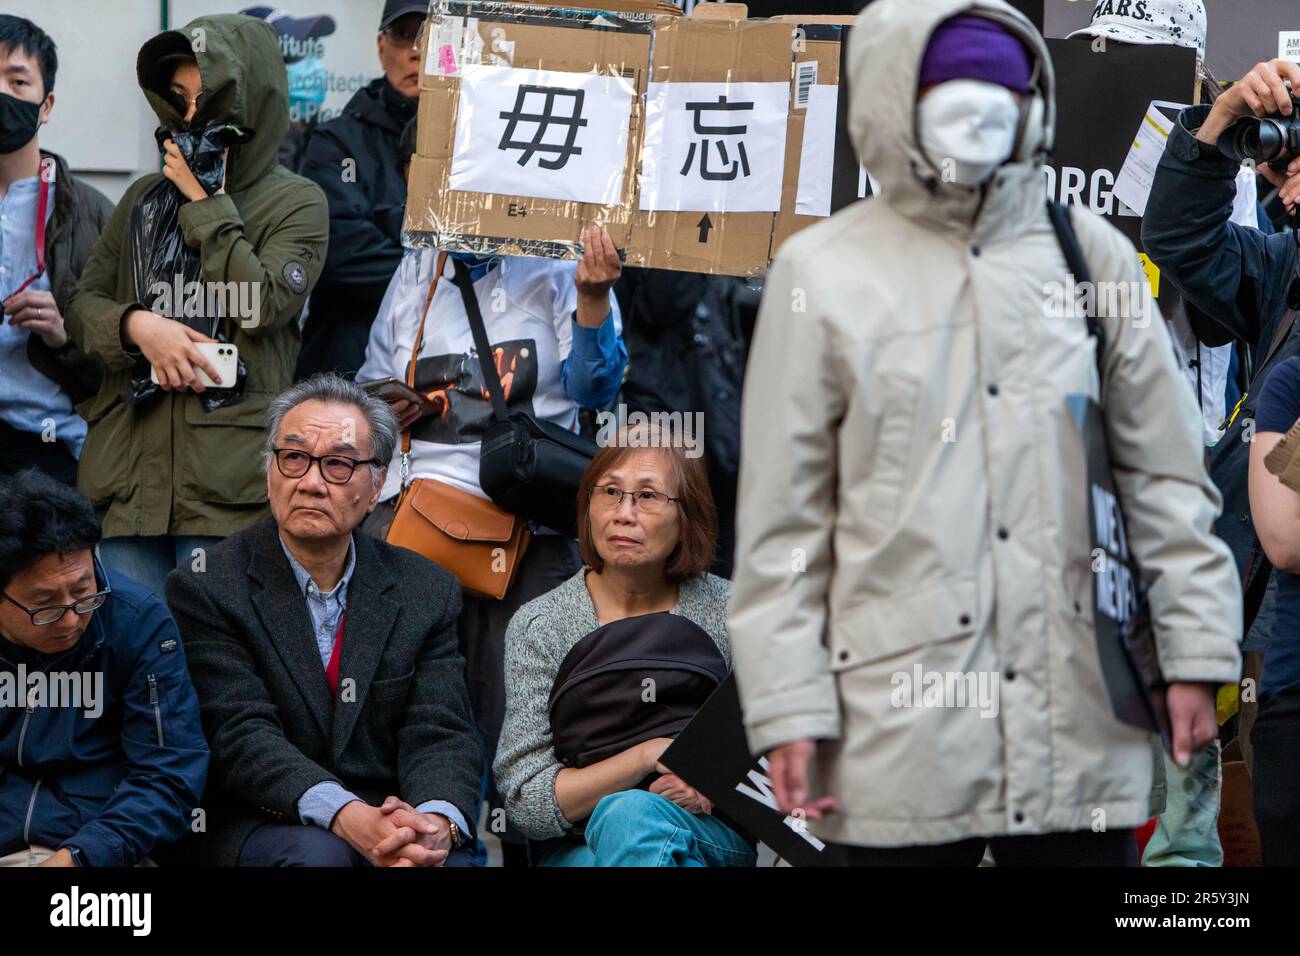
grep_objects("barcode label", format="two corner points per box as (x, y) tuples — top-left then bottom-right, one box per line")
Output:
(795, 60), (818, 109)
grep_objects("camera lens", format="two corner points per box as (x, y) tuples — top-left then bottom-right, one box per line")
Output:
(1221, 117), (1287, 163)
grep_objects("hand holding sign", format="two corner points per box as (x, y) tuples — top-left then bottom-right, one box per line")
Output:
(574, 224), (621, 327)
(767, 738), (839, 820)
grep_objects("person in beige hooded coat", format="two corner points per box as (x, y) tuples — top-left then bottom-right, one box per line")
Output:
(728, 0), (1242, 862)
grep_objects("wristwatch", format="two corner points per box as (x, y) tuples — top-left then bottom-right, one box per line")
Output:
(446, 819), (465, 849)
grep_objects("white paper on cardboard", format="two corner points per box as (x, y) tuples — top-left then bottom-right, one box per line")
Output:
(425, 15), (467, 77)
(638, 81), (789, 213)
(1112, 99), (1187, 217)
(794, 84), (837, 217)
(449, 64), (635, 205)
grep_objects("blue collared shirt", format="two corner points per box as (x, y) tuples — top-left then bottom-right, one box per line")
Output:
(0, 173), (86, 455)
(278, 535), (470, 840)
(279, 535), (356, 667)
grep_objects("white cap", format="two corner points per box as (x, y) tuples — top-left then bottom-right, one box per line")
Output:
(1066, 0), (1207, 63)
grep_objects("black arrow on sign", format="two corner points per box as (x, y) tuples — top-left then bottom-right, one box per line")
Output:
(697, 213), (713, 243)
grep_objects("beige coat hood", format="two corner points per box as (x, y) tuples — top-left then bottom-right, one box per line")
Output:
(850, 0), (1055, 233)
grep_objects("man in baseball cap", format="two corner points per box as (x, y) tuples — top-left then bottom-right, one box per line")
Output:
(381, 0), (429, 32)
(1067, 0), (1207, 63)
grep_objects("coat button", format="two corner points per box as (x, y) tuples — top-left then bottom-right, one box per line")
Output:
(1239, 514), (1250, 525)
(1004, 669), (1016, 681)
(997, 527), (1009, 540)
(959, 614), (972, 627)
(971, 244), (982, 257)
(987, 383), (999, 396)
(1014, 811), (1025, 823)
(838, 649), (850, 662)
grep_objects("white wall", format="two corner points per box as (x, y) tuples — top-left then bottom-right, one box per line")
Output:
(9, 0), (163, 203)
(10, 0), (387, 204)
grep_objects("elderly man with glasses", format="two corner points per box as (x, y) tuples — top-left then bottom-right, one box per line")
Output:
(165, 373), (482, 867)
(0, 468), (208, 867)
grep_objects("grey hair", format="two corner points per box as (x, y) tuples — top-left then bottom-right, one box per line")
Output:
(263, 373), (398, 487)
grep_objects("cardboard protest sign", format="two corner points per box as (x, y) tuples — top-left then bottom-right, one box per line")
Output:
(661, 674), (847, 867)
(771, 19), (856, 255)
(624, 15), (797, 273)
(405, 1), (860, 276)
(408, 1), (655, 258)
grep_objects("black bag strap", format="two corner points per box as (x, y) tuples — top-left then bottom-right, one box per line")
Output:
(450, 258), (511, 423)
(1257, 308), (1298, 380)
(1046, 200), (1106, 385)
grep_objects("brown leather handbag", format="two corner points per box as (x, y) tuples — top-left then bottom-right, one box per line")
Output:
(384, 252), (531, 600)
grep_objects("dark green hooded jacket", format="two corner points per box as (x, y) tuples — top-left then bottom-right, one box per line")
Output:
(66, 14), (329, 538)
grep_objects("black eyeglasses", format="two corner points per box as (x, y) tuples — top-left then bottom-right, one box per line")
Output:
(273, 447), (380, 484)
(3, 556), (112, 627)
(590, 484), (681, 515)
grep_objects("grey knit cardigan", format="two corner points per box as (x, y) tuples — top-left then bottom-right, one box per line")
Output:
(492, 568), (733, 841)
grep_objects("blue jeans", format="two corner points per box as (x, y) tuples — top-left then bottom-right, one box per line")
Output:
(98, 535), (223, 596)
(533, 790), (757, 867)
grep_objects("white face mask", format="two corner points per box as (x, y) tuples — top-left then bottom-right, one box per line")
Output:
(917, 79), (1021, 187)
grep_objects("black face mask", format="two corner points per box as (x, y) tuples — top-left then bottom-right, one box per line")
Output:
(0, 92), (42, 154)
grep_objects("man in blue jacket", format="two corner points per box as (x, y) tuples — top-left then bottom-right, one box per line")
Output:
(0, 469), (208, 867)
(1142, 56), (1300, 866)
(1143, 59), (1300, 591)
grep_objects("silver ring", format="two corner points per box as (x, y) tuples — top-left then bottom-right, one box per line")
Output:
(36, 307), (42, 318)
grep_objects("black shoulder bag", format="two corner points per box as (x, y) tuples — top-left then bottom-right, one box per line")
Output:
(450, 259), (598, 538)
(1047, 202), (1171, 748)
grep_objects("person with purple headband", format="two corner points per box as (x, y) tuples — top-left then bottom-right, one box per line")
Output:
(729, 0), (1240, 866)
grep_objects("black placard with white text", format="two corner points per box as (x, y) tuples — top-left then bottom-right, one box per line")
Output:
(661, 675), (847, 867)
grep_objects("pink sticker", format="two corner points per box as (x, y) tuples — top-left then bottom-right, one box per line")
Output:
(439, 43), (458, 75)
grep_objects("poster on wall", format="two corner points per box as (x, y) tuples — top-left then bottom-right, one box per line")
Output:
(170, 0), (389, 133)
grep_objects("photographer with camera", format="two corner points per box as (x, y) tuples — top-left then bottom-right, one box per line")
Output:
(1142, 58), (1300, 866)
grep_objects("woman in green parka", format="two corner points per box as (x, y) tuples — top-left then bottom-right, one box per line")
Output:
(66, 14), (329, 593)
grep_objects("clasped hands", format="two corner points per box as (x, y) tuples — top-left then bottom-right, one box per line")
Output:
(331, 796), (457, 868)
